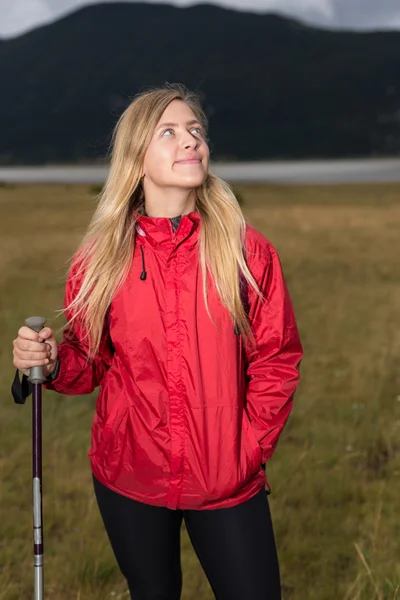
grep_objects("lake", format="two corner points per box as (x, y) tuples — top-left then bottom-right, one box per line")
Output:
(1, 158), (400, 184)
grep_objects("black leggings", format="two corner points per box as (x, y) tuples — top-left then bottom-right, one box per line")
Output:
(93, 475), (281, 600)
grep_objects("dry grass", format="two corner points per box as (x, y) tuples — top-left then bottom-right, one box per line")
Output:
(1, 183), (399, 599)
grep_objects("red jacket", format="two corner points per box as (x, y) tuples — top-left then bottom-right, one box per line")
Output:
(44, 210), (302, 510)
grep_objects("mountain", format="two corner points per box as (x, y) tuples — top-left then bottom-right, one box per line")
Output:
(1, 2), (400, 164)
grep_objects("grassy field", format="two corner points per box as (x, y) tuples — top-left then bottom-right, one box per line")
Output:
(1, 183), (399, 600)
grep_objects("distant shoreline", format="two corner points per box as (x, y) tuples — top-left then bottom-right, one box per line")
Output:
(1, 158), (400, 185)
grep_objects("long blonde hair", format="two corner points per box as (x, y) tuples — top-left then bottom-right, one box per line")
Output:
(57, 84), (263, 360)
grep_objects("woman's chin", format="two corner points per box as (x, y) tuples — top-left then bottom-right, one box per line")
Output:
(175, 173), (208, 188)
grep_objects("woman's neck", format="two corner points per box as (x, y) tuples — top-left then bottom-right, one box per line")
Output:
(142, 188), (197, 218)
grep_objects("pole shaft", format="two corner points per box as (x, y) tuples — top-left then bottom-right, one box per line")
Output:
(33, 384), (44, 600)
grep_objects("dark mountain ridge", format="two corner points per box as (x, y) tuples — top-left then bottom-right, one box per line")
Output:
(1, 2), (400, 164)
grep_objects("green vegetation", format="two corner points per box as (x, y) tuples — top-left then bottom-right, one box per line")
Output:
(1, 183), (399, 599)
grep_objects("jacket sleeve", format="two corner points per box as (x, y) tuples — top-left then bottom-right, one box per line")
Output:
(43, 256), (114, 395)
(244, 241), (303, 465)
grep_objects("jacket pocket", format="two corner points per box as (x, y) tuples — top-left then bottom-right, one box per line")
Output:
(89, 401), (127, 462)
(242, 409), (262, 473)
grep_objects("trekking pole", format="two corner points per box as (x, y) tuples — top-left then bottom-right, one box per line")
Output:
(26, 316), (47, 600)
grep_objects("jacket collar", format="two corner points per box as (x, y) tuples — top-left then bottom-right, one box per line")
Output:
(133, 209), (201, 250)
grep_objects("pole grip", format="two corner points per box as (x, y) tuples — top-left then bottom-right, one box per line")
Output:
(25, 317), (47, 384)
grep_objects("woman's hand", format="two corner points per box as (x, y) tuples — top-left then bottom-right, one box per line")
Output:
(13, 326), (58, 378)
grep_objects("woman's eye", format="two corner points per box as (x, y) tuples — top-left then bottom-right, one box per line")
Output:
(161, 127), (202, 137)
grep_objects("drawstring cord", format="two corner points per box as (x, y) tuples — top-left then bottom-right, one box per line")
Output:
(139, 245), (147, 280)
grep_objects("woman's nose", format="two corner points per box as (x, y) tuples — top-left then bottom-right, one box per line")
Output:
(182, 132), (198, 149)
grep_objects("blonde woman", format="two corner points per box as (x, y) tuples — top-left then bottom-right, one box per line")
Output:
(12, 84), (303, 600)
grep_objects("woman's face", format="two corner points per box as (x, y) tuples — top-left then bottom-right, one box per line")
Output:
(142, 99), (209, 191)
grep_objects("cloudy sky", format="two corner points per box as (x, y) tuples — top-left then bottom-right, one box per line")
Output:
(1, 0), (400, 38)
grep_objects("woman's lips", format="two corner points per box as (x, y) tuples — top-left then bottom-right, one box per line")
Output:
(176, 158), (201, 164)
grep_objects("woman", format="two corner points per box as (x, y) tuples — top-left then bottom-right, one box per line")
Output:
(12, 84), (303, 600)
